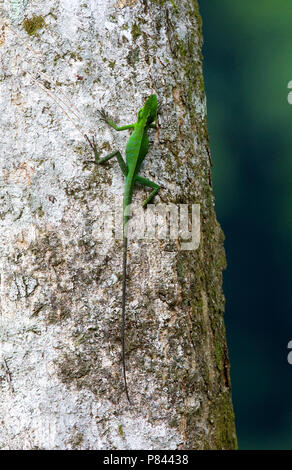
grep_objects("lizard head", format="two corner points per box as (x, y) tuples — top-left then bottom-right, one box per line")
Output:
(137, 94), (158, 125)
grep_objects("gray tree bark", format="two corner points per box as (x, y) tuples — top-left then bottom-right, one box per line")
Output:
(0, 0), (237, 450)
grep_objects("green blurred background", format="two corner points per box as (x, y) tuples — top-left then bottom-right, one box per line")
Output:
(198, 1), (292, 449)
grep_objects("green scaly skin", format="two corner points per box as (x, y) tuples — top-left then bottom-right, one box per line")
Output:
(86, 95), (160, 404)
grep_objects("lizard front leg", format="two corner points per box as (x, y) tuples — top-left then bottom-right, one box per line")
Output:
(98, 109), (135, 132)
(85, 135), (128, 176)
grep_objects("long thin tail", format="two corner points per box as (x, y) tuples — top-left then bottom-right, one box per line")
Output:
(122, 234), (132, 404)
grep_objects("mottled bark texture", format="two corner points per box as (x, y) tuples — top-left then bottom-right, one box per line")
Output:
(0, 0), (237, 449)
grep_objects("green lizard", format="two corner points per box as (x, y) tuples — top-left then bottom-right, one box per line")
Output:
(85, 94), (160, 403)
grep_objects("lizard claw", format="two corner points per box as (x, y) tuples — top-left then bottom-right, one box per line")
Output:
(97, 108), (109, 123)
(84, 134), (100, 164)
(83, 160), (98, 166)
(85, 134), (97, 151)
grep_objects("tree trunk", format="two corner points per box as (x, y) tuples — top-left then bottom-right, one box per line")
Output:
(0, 0), (237, 450)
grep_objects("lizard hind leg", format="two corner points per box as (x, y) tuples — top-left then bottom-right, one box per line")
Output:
(135, 175), (160, 207)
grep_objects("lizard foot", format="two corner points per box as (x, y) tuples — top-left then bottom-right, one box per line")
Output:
(85, 134), (99, 152)
(97, 108), (109, 123)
